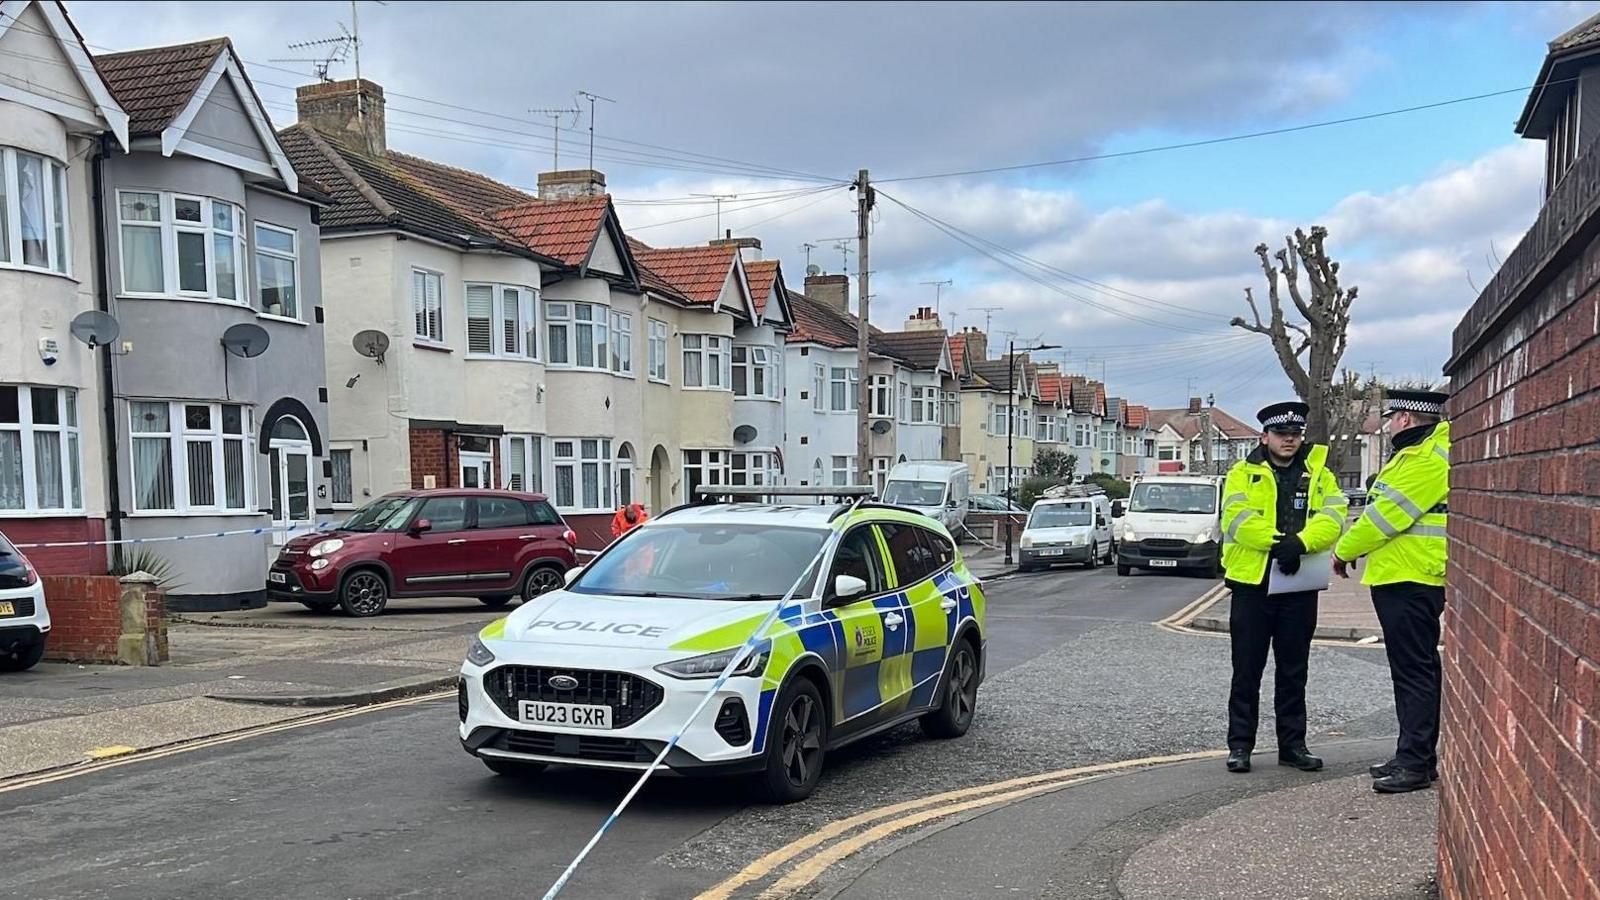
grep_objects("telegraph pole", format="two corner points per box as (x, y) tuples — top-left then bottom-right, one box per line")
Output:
(855, 169), (874, 488)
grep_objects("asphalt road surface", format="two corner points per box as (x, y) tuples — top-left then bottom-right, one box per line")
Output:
(2, 567), (1393, 900)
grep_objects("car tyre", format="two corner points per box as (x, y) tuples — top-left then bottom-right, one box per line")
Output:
(522, 565), (565, 601)
(482, 757), (548, 778)
(0, 634), (45, 672)
(1205, 555), (1222, 580)
(300, 601), (336, 614)
(1116, 564), (1132, 577)
(479, 595), (513, 608)
(921, 640), (979, 739)
(1085, 541), (1099, 569)
(338, 569), (389, 617)
(757, 677), (827, 804)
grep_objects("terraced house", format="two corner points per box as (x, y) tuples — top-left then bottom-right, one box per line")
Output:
(954, 328), (1039, 495)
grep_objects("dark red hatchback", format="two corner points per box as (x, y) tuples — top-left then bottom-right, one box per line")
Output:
(267, 489), (578, 617)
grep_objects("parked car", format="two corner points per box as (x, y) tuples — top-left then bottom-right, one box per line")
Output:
(1019, 494), (1116, 571)
(0, 529), (50, 672)
(267, 489), (578, 617)
(969, 493), (1026, 513)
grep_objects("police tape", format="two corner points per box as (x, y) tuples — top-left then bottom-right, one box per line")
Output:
(13, 522), (602, 556)
(538, 507), (858, 900)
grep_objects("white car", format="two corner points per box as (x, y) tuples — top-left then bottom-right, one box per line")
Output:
(458, 490), (989, 803)
(0, 530), (50, 672)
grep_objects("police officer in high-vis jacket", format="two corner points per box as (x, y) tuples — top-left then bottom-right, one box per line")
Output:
(1334, 389), (1450, 794)
(1220, 401), (1348, 774)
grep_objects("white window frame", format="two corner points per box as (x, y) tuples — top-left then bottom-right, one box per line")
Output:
(647, 319), (669, 382)
(115, 189), (245, 302)
(253, 221), (300, 320)
(812, 364), (826, 411)
(733, 345), (777, 399)
(682, 334), (732, 391)
(546, 301), (611, 371)
(729, 451), (773, 487)
(550, 437), (613, 513)
(682, 449), (730, 502)
(502, 434), (544, 494)
(897, 380), (909, 423)
(1, 148), (71, 276)
(330, 447), (354, 506)
(127, 400), (255, 515)
(829, 366), (858, 412)
(610, 310), (633, 375)
(412, 267), (445, 343)
(465, 282), (538, 360)
(0, 386), (83, 515)
(868, 373), (892, 417)
(942, 391), (960, 426)
(829, 454), (858, 487)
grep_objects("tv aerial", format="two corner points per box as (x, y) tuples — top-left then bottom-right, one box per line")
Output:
(69, 310), (121, 350)
(352, 329), (390, 364)
(221, 323), (271, 358)
(271, 32), (353, 82)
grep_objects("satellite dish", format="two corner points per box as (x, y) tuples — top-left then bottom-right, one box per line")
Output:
(805, 263), (822, 277)
(352, 329), (390, 363)
(732, 425), (758, 444)
(221, 323), (271, 358)
(69, 310), (120, 350)
(870, 419), (892, 435)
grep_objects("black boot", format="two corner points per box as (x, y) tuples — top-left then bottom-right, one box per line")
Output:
(1369, 759), (1439, 781)
(1226, 748), (1251, 773)
(1373, 767), (1433, 793)
(1278, 746), (1323, 771)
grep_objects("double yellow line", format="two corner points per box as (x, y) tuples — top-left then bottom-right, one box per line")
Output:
(696, 749), (1226, 899)
(0, 690), (452, 795)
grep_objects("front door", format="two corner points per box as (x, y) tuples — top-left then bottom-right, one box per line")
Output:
(460, 452), (493, 489)
(269, 444), (313, 544)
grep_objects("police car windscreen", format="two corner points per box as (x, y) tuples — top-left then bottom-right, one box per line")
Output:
(1029, 504), (1090, 528)
(1129, 483), (1216, 515)
(881, 480), (944, 506)
(572, 525), (828, 600)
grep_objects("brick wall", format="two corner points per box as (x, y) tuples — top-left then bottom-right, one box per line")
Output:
(2, 517), (107, 576)
(1440, 199), (1600, 898)
(408, 427), (452, 490)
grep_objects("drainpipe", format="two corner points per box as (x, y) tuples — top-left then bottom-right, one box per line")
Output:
(90, 134), (125, 569)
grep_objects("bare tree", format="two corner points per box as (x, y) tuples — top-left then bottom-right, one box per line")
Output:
(1231, 226), (1359, 443)
(1325, 370), (1378, 477)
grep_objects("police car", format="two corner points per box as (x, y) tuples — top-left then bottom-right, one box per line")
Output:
(458, 487), (987, 803)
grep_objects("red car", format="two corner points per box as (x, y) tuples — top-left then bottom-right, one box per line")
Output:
(267, 489), (578, 617)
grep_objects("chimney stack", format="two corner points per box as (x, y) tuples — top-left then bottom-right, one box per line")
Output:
(537, 169), (607, 200)
(1188, 396), (1203, 414)
(905, 306), (944, 332)
(962, 326), (989, 362)
(710, 233), (763, 259)
(804, 274), (850, 313)
(296, 79), (387, 157)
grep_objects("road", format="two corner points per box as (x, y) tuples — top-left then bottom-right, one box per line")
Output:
(0, 567), (1397, 900)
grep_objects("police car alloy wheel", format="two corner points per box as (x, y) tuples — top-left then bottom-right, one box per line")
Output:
(921, 641), (978, 739)
(758, 677), (827, 803)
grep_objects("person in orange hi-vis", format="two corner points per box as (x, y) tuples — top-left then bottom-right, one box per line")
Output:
(610, 503), (649, 539)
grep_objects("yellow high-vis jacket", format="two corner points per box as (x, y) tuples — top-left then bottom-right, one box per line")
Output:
(1335, 421), (1450, 587)
(1221, 443), (1347, 587)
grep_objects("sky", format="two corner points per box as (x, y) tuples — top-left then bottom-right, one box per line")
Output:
(64, 0), (1600, 418)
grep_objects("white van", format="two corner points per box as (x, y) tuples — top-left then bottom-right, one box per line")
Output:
(1019, 493), (1115, 571)
(881, 460), (971, 531)
(1115, 474), (1224, 577)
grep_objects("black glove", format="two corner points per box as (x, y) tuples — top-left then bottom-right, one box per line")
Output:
(1271, 533), (1305, 574)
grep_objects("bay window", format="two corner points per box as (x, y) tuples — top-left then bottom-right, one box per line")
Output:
(683, 334), (731, 389)
(412, 268), (443, 342)
(1, 148), (70, 275)
(116, 190), (245, 301)
(129, 400), (252, 514)
(254, 223), (299, 318)
(911, 386), (938, 424)
(730, 451), (774, 487)
(733, 345), (776, 398)
(551, 438), (611, 512)
(682, 449), (729, 501)
(0, 386), (82, 513)
(466, 283), (537, 359)
(546, 302), (610, 370)
(648, 319), (669, 381)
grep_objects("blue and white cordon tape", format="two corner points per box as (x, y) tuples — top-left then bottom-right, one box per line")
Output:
(13, 522), (600, 556)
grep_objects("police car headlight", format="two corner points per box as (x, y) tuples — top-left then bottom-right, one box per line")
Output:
(308, 539), (344, 558)
(465, 636), (496, 667)
(656, 644), (770, 680)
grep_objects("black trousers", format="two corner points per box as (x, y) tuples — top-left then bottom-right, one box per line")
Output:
(1227, 583), (1319, 752)
(1371, 582), (1446, 772)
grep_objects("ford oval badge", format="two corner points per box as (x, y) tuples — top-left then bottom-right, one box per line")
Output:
(547, 675), (579, 691)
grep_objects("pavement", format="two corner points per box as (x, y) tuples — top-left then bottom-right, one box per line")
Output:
(1188, 567), (1385, 642)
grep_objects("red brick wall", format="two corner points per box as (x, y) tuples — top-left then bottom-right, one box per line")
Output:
(1, 517), (107, 576)
(1441, 226), (1600, 900)
(565, 513), (612, 553)
(408, 427), (453, 489)
(40, 574), (168, 664)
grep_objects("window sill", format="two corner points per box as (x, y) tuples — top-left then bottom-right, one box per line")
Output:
(0, 264), (76, 283)
(118, 293), (253, 310)
(648, 377), (671, 386)
(681, 386), (734, 393)
(734, 395), (782, 403)
(257, 313), (306, 327)
(546, 364), (612, 374)
(0, 508), (87, 518)
(465, 354), (539, 364)
(124, 509), (264, 518)
(413, 341), (452, 353)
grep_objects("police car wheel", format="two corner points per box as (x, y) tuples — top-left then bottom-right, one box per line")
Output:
(921, 641), (979, 739)
(757, 678), (827, 803)
(482, 757), (547, 778)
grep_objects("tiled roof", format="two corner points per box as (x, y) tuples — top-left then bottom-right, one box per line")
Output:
(744, 260), (781, 316)
(949, 332), (969, 371)
(785, 291), (906, 361)
(969, 358), (1022, 392)
(1552, 11), (1600, 52)
(1070, 381), (1098, 414)
(875, 331), (947, 372)
(632, 245), (738, 305)
(1147, 406), (1257, 440)
(1106, 397), (1126, 425)
(1037, 373), (1062, 404)
(488, 196), (610, 266)
(95, 38), (227, 135)
(1126, 404), (1150, 429)
(385, 151), (532, 222)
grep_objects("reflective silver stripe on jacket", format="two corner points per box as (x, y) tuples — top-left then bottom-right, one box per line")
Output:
(1401, 524), (1447, 539)
(1374, 484), (1425, 520)
(1432, 446), (1449, 462)
(1225, 509), (1257, 540)
(1223, 493), (1249, 509)
(1363, 507), (1400, 538)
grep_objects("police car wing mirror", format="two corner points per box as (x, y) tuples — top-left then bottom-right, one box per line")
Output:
(409, 518), (432, 535)
(563, 566), (583, 586)
(833, 574), (868, 600)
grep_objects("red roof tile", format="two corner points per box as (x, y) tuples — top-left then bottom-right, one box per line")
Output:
(744, 260), (780, 316)
(488, 196), (610, 266)
(633, 245), (739, 305)
(95, 38), (227, 135)
(1126, 404), (1150, 429)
